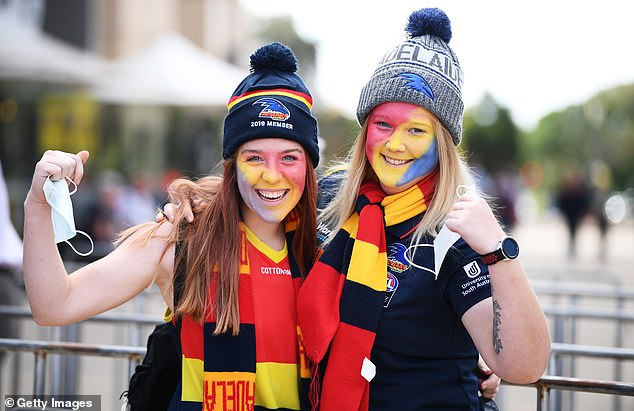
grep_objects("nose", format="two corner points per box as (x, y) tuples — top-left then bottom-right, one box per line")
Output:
(385, 131), (405, 152)
(262, 164), (282, 184)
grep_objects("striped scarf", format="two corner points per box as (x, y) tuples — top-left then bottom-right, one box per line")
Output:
(297, 170), (438, 411)
(178, 211), (310, 411)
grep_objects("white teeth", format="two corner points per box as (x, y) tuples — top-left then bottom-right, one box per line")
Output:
(257, 190), (287, 200)
(383, 156), (410, 166)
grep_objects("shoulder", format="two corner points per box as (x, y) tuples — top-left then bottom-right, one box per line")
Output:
(317, 168), (347, 210)
(115, 221), (176, 277)
(446, 238), (480, 265)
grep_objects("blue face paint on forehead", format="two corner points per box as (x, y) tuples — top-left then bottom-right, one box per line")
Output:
(397, 138), (438, 187)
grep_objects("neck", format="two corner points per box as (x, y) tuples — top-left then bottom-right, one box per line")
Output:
(240, 204), (286, 251)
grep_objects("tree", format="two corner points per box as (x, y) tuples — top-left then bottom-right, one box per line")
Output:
(525, 84), (634, 190)
(462, 93), (520, 174)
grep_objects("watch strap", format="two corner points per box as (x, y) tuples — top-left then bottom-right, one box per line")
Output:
(481, 248), (504, 265)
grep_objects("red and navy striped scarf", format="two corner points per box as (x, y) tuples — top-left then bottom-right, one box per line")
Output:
(178, 210), (310, 411)
(297, 169), (438, 411)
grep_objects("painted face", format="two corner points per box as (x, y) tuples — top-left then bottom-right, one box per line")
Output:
(236, 138), (307, 224)
(365, 102), (439, 195)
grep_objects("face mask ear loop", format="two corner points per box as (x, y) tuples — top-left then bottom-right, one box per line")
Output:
(64, 230), (94, 257)
(404, 243), (438, 280)
(65, 176), (78, 195)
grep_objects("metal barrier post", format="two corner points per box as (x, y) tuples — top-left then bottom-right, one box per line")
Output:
(33, 350), (46, 395)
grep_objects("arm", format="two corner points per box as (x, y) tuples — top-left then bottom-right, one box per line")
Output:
(23, 150), (175, 325)
(446, 193), (550, 383)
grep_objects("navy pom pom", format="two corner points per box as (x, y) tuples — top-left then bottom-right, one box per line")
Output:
(250, 42), (298, 73)
(405, 8), (452, 43)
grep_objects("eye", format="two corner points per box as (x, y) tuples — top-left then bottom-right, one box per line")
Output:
(375, 121), (391, 129)
(245, 155), (263, 162)
(282, 154), (299, 162)
(409, 125), (434, 138)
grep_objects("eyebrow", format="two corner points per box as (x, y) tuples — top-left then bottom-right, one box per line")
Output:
(240, 148), (304, 154)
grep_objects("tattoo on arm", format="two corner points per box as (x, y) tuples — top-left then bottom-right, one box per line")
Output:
(493, 299), (503, 355)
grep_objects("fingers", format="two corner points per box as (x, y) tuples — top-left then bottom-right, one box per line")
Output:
(181, 201), (194, 223)
(37, 150), (89, 185)
(155, 203), (176, 223)
(154, 203), (194, 224)
(479, 372), (501, 399)
(445, 194), (505, 254)
(476, 355), (500, 399)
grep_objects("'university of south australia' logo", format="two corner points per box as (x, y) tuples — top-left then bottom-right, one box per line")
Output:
(253, 98), (291, 121)
(463, 261), (482, 279)
(395, 73), (434, 101)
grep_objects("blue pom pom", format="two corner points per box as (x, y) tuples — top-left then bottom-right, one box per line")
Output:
(250, 42), (298, 73)
(405, 8), (452, 43)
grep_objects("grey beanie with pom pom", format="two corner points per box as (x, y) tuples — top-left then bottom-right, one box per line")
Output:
(356, 8), (464, 145)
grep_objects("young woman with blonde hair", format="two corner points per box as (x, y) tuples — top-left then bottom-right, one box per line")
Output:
(297, 8), (550, 411)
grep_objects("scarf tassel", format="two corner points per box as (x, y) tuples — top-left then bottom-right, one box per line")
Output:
(309, 360), (322, 411)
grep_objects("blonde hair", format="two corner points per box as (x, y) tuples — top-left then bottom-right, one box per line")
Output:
(318, 116), (476, 248)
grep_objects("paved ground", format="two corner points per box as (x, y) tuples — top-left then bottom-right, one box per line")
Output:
(497, 215), (634, 411)
(2, 215), (633, 410)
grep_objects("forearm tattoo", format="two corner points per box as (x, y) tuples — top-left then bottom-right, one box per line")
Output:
(493, 299), (503, 355)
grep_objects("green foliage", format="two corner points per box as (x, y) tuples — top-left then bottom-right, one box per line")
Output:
(462, 94), (520, 174)
(315, 110), (359, 168)
(525, 84), (634, 190)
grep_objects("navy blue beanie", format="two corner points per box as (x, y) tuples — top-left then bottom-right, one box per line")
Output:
(223, 42), (320, 167)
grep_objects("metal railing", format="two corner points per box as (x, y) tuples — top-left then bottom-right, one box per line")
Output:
(2, 279), (634, 410)
(1, 338), (634, 411)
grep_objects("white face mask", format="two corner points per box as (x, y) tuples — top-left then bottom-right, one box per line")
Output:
(43, 176), (94, 257)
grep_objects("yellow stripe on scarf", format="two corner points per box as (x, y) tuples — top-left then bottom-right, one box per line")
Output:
(381, 182), (428, 226)
(342, 213), (387, 292)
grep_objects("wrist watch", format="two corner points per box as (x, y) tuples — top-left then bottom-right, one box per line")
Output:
(480, 237), (520, 265)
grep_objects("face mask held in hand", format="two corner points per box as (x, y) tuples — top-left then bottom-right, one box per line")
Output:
(43, 176), (94, 257)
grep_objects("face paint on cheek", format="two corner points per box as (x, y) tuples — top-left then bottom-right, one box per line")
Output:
(237, 160), (306, 224)
(236, 165), (266, 218)
(237, 161), (260, 185)
(398, 138), (439, 186)
(365, 132), (385, 169)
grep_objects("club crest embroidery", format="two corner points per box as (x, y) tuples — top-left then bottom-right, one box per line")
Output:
(387, 243), (409, 274)
(395, 72), (435, 101)
(385, 243), (409, 307)
(253, 98), (291, 121)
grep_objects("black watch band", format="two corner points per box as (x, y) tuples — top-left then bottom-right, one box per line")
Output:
(480, 237), (519, 265)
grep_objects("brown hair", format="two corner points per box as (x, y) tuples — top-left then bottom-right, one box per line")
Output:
(169, 155), (317, 335)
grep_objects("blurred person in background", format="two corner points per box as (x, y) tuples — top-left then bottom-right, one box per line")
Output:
(0, 159), (24, 368)
(555, 168), (591, 258)
(73, 170), (127, 261)
(116, 171), (160, 227)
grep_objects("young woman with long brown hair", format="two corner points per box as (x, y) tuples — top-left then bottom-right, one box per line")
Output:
(23, 43), (318, 411)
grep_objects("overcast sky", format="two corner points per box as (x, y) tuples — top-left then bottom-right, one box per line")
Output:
(240, 0), (634, 130)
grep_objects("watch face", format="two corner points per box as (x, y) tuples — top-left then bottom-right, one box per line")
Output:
(501, 237), (520, 259)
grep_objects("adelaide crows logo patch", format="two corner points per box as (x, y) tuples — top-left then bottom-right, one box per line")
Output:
(253, 98), (291, 121)
(396, 73), (434, 101)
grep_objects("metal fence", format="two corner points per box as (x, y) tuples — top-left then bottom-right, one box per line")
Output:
(1, 279), (633, 411)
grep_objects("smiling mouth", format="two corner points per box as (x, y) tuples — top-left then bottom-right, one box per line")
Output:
(382, 155), (412, 167)
(256, 189), (289, 201)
